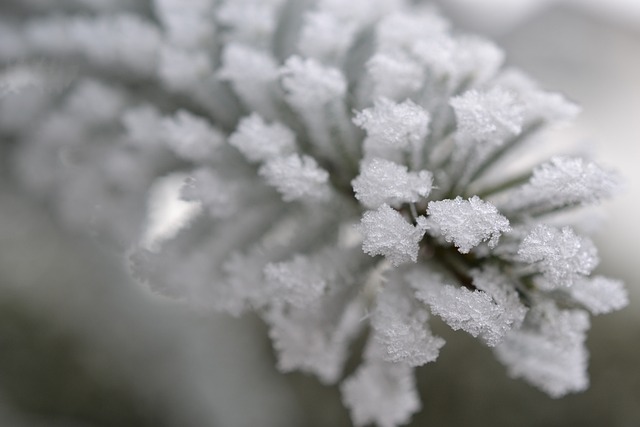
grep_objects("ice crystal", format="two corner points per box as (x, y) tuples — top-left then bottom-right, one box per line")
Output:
(1, 1), (627, 426)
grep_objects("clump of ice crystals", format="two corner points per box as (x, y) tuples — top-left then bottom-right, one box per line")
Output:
(1, 1), (626, 426)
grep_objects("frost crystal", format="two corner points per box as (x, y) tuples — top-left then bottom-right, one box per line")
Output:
(359, 204), (426, 266)
(426, 196), (511, 253)
(352, 158), (433, 209)
(450, 87), (524, 144)
(4, 2), (628, 426)
(518, 225), (598, 287)
(259, 154), (331, 202)
(342, 360), (420, 427)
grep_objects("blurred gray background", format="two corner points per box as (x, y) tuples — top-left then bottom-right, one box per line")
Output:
(1, 1), (639, 426)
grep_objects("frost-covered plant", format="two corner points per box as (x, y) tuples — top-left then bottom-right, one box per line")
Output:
(0, 1), (628, 426)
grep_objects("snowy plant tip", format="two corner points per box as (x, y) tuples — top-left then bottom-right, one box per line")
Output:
(4, 2), (629, 427)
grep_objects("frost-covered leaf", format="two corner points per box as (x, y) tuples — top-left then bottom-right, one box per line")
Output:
(352, 158), (433, 209)
(568, 276), (628, 315)
(229, 113), (297, 163)
(365, 53), (424, 101)
(298, 11), (357, 63)
(503, 157), (621, 214)
(264, 255), (327, 308)
(354, 98), (430, 160)
(410, 266), (527, 346)
(259, 154), (331, 202)
(161, 110), (224, 161)
(280, 55), (347, 109)
(341, 359), (420, 427)
(495, 302), (590, 397)
(518, 225), (598, 287)
(426, 196), (510, 253)
(359, 204), (426, 266)
(450, 87), (524, 144)
(370, 284), (444, 366)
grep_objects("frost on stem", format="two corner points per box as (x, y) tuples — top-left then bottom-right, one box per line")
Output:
(259, 154), (331, 202)
(425, 196), (510, 254)
(228, 113), (297, 163)
(568, 276), (628, 315)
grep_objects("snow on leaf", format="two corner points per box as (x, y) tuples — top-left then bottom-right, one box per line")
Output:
(352, 158), (433, 209)
(518, 225), (598, 287)
(495, 302), (590, 398)
(450, 87), (524, 144)
(426, 196), (510, 253)
(359, 204), (426, 266)
(341, 359), (421, 427)
(568, 276), (628, 315)
(259, 154), (331, 202)
(228, 113), (297, 163)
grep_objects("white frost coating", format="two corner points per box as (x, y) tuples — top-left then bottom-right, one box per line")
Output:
(411, 267), (526, 347)
(264, 255), (327, 308)
(216, 0), (285, 45)
(158, 45), (211, 91)
(495, 302), (590, 398)
(370, 286), (444, 366)
(259, 154), (331, 202)
(298, 11), (357, 63)
(70, 14), (161, 74)
(352, 158), (433, 209)
(376, 10), (449, 53)
(354, 97), (430, 159)
(266, 296), (364, 384)
(319, 0), (406, 26)
(229, 114), (297, 163)
(180, 168), (241, 218)
(64, 79), (126, 125)
(450, 87), (524, 144)
(341, 360), (420, 427)
(161, 110), (224, 162)
(280, 56), (347, 109)
(495, 69), (581, 124)
(365, 53), (424, 101)
(359, 204), (426, 266)
(518, 225), (598, 287)
(451, 36), (504, 86)
(569, 276), (628, 315)
(217, 43), (279, 115)
(503, 157), (621, 213)
(122, 105), (163, 147)
(153, 0), (215, 48)
(426, 196), (510, 254)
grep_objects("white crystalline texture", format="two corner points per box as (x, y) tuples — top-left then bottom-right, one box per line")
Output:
(216, 0), (284, 45)
(352, 158), (433, 209)
(161, 110), (224, 162)
(360, 204), (426, 266)
(64, 79), (126, 125)
(365, 53), (424, 101)
(504, 157), (621, 213)
(180, 168), (241, 218)
(518, 225), (598, 287)
(450, 36), (504, 85)
(280, 56), (347, 109)
(298, 11), (357, 63)
(228, 114), (297, 163)
(318, 0), (404, 26)
(375, 10), (449, 53)
(259, 154), (331, 202)
(354, 97), (430, 159)
(264, 255), (327, 308)
(370, 286), (444, 366)
(266, 296), (363, 384)
(158, 45), (211, 91)
(341, 360), (420, 427)
(153, 0), (215, 48)
(70, 14), (161, 75)
(569, 276), (628, 315)
(450, 87), (524, 144)
(426, 196), (510, 253)
(121, 105), (164, 147)
(495, 302), (590, 398)
(495, 69), (581, 123)
(412, 267), (527, 347)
